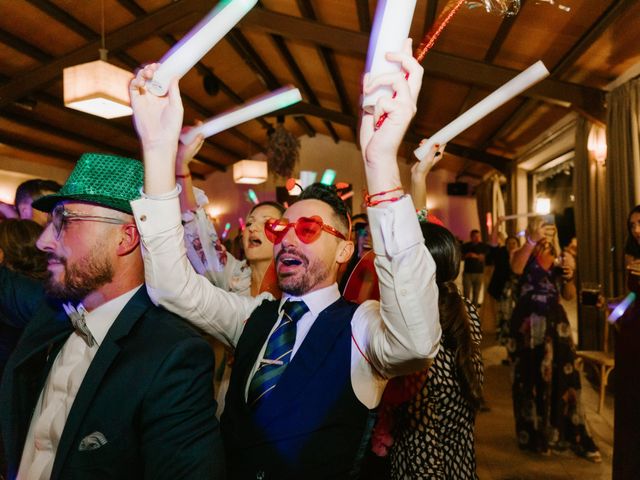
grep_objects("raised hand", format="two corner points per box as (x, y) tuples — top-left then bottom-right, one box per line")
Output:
(130, 63), (184, 195)
(360, 38), (424, 196)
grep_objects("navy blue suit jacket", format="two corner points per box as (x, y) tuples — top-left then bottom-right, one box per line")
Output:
(0, 267), (224, 479)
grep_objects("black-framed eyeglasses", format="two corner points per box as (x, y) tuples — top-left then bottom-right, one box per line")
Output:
(49, 204), (130, 239)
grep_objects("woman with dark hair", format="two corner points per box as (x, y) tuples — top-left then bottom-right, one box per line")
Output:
(509, 217), (600, 461)
(623, 204), (640, 291)
(0, 219), (47, 478)
(175, 135), (285, 297)
(0, 219), (47, 379)
(613, 204), (640, 479)
(370, 221), (484, 479)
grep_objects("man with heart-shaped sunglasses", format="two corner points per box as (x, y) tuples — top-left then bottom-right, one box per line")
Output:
(130, 38), (441, 479)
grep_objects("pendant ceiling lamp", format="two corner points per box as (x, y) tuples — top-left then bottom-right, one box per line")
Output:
(63, 1), (133, 119)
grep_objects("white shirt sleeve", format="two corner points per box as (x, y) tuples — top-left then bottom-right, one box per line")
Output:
(131, 196), (271, 348)
(350, 195), (441, 408)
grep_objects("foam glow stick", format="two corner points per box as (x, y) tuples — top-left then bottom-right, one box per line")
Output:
(362, 0), (417, 113)
(221, 222), (232, 241)
(608, 292), (636, 323)
(238, 217), (245, 231)
(180, 86), (302, 144)
(320, 169), (336, 186)
(247, 189), (259, 205)
(414, 61), (549, 160)
(147, 0), (258, 96)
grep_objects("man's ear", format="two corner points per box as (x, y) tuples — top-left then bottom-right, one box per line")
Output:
(335, 240), (355, 265)
(116, 223), (140, 256)
(0, 247), (4, 265)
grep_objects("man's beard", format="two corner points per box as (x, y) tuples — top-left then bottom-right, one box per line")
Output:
(44, 248), (115, 303)
(276, 246), (331, 296)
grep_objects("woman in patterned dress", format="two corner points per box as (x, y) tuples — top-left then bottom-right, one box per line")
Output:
(369, 221), (484, 479)
(509, 218), (601, 461)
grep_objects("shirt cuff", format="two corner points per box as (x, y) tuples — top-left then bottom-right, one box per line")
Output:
(367, 195), (424, 257)
(131, 195), (182, 237)
(139, 184), (181, 201)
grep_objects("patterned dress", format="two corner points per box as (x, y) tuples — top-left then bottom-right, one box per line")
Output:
(389, 300), (483, 479)
(509, 257), (597, 455)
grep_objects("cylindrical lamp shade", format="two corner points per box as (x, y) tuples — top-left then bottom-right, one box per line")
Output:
(233, 160), (268, 184)
(64, 60), (133, 119)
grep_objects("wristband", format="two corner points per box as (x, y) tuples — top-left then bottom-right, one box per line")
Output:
(175, 173), (191, 179)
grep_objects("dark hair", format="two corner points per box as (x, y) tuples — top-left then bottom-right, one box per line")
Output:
(297, 183), (350, 235)
(351, 213), (368, 223)
(0, 219), (48, 280)
(15, 179), (62, 206)
(625, 205), (640, 259)
(470, 229), (480, 235)
(249, 201), (285, 217)
(420, 221), (483, 412)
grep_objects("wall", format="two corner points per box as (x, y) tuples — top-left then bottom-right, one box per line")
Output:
(424, 169), (480, 241)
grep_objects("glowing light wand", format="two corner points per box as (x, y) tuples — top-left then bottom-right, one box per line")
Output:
(147, 0), (258, 96)
(180, 86), (302, 144)
(415, 61), (549, 161)
(608, 292), (636, 323)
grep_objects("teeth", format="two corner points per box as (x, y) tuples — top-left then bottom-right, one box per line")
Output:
(281, 257), (301, 266)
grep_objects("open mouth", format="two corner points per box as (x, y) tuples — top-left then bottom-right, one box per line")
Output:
(276, 251), (306, 274)
(247, 236), (263, 248)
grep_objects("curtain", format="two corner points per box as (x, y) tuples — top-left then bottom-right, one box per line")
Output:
(574, 117), (607, 349)
(606, 78), (640, 297)
(475, 175), (505, 242)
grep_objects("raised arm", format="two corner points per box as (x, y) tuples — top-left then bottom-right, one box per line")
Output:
(511, 217), (555, 275)
(129, 65), (267, 347)
(353, 39), (441, 383)
(410, 143), (445, 211)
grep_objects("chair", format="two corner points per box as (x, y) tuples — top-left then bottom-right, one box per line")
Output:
(576, 310), (614, 414)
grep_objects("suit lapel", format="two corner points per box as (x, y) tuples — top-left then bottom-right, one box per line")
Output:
(50, 288), (153, 480)
(256, 298), (352, 426)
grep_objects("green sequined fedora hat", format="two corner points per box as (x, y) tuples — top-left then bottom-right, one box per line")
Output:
(32, 152), (143, 214)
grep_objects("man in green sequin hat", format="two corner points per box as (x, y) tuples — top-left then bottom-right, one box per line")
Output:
(0, 152), (224, 479)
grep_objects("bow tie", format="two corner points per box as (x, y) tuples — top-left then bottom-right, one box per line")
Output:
(63, 302), (95, 347)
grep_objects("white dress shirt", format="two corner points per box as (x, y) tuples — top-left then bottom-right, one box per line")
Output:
(131, 194), (441, 409)
(17, 286), (141, 480)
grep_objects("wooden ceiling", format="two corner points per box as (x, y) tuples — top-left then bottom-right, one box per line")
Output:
(1, 0), (639, 181)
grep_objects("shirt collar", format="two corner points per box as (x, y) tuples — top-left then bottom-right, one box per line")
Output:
(280, 283), (340, 318)
(83, 285), (143, 346)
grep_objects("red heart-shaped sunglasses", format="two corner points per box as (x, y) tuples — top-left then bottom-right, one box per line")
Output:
(264, 216), (347, 244)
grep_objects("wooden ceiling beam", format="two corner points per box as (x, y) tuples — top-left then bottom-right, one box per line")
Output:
(356, 1), (371, 33)
(455, 0), (527, 116)
(0, 29), (53, 62)
(270, 34), (339, 143)
(3, 111), (135, 157)
(482, 0), (632, 147)
(240, 8), (605, 120)
(272, 102), (509, 172)
(296, 0), (354, 122)
(227, 29), (315, 137)
(12, 2), (239, 168)
(0, 133), (78, 163)
(0, 0), (211, 108)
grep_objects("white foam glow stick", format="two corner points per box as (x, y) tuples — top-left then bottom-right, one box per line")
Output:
(147, 0), (258, 96)
(362, 0), (417, 113)
(608, 292), (636, 323)
(414, 61), (549, 160)
(180, 86), (302, 144)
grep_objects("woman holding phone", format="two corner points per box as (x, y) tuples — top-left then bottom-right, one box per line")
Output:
(508, 217), (601, 462)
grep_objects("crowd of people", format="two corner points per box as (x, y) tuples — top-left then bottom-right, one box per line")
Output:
(0, 35), (624, 480)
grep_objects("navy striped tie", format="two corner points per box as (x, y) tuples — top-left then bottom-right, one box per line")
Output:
(248, 300), (309, 407)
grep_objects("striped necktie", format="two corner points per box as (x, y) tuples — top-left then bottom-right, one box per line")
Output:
(248, 300), (309, 407)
